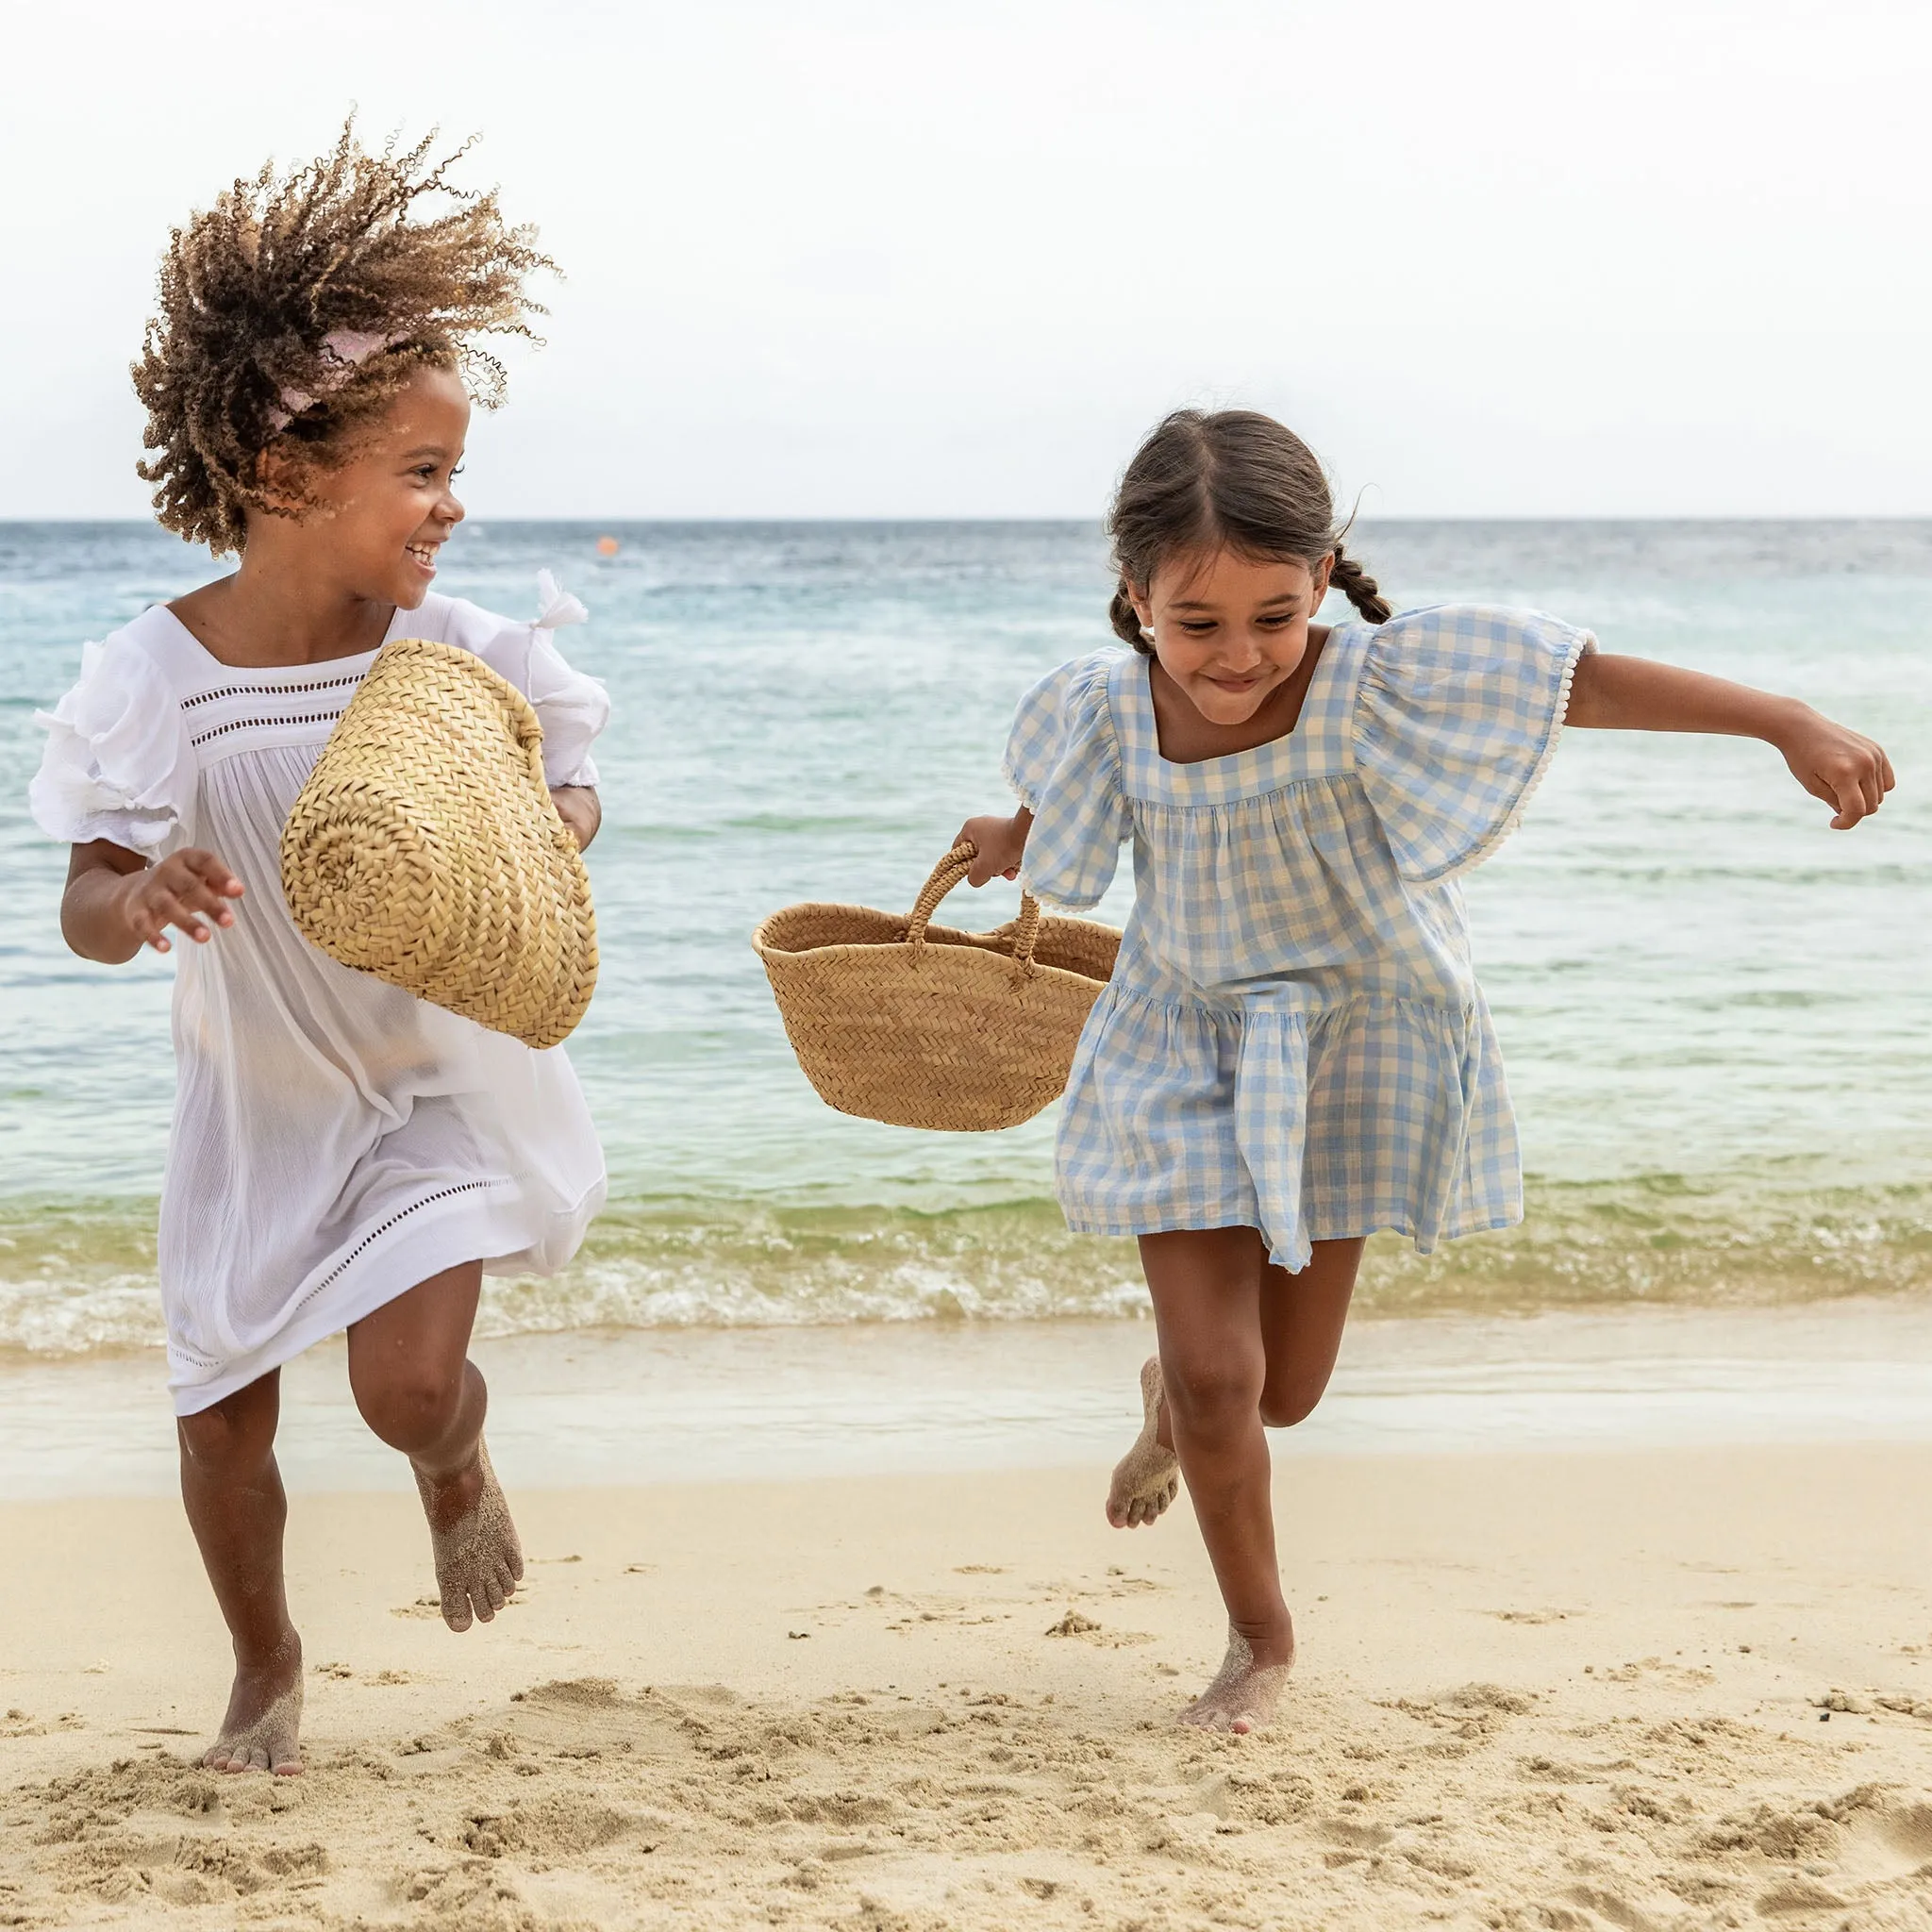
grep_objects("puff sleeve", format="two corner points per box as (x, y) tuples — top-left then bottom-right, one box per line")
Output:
(29, 636), (197, 857)
(468, 573), (610, 788)
(1001, 651), (1132, 911)
(1352, 605), (1594, 884)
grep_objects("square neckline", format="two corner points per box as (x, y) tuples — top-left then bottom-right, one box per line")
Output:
(1106, 621), (1364, 806)
(154, 601), (407, 678)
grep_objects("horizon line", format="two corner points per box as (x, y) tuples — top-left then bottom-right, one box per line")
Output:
(7, 513), (1932, 529)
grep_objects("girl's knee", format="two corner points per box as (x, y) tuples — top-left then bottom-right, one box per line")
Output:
(351, 1357), (468, 1453)
(1162, 1352), (1264, 1430)
(177, 1389), (277, 1471)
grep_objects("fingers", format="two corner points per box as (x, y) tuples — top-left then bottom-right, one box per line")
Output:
(181, 849), (245, 900)
(1824, 764), (1877, 830)
(150, 891), (211, 945)
(126, 852), (246, 949)
(1791, 732), (1892, 830)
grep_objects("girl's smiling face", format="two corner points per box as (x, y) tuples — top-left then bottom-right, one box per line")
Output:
(1131, 547), (1333, 726)
(261, 363), (471, 608)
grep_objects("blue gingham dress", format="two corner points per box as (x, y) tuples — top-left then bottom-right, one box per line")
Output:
(1004, 605), (1595, 1274)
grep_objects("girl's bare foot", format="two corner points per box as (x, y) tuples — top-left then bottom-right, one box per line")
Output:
(202, 1630), (304, 1774)
(1107, 1356), (1180, 1527)
(1180, 1625), (1293, 1734)
(413, 1437), (524, 1632)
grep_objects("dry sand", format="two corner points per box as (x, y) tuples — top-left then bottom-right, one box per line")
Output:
(3, 1444), (1931, 1930)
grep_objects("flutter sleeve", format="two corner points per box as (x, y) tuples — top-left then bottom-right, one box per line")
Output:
(29, 636), (197, 857)
(1352, 605), (1595, 884)
(1001, 650), (1131, 911)
(468, 573), (611, 788)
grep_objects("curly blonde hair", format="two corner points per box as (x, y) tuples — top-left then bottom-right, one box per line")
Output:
(133, 121), (555, 553)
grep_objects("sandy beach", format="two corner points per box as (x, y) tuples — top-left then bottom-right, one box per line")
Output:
(5, 1440), (1931, 1929)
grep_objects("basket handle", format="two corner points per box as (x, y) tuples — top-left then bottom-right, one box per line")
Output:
(906, 841), (1041, 974)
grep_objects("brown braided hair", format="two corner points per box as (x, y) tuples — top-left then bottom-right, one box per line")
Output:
(1106, 409), (1391, 653)
(133, 119), (556, 554)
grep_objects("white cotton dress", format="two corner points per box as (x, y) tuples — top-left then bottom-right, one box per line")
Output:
(30, 581), (609, 1415)
(1004, 605), (1595, 1275)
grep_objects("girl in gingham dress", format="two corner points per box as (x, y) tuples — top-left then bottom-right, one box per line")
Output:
(957, 410), (1892, 1732)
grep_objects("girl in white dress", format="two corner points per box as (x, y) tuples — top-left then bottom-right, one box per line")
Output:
(958, 410), (1894, 1732)
(29, 127), (605, 1776)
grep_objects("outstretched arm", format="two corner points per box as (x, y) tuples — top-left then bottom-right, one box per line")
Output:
(1565, 654), (1895, 830)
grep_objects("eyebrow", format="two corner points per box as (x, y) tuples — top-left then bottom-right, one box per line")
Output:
(399, 444), (454, 460)
(1168, 593), (1303, 613)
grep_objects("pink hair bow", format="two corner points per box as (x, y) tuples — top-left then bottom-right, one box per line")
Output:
(266, 329), (406, 432)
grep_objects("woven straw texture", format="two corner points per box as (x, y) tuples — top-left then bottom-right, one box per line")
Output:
(752, 843), (1120, 1131)
(280, 638), (598, 1049)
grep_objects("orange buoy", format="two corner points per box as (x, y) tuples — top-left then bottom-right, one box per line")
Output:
(595, 535), (620, 557)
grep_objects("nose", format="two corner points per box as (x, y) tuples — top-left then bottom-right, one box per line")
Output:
(438, 487), (465, 530)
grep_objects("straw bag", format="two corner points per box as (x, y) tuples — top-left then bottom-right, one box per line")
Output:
(752, 843), (1120, 1131)
(280, 637), (598, 1049)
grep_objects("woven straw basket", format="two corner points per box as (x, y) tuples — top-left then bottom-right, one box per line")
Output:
(280, 637), (598, 1049)
(752, 843), (1120, 1131)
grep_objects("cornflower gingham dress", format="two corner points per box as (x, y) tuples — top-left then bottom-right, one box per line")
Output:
(1004, 605), (1595, 1273)
(30, 578), (609, 1414)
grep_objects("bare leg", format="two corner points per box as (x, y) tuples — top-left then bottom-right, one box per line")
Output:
(347, 1261), (522, 1632)
(177, 1372), (304, 1774)
(1139, 1229), (1362, 1731)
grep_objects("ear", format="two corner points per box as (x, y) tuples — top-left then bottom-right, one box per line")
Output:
(1127, 582), (1154, 632)
(1311, 551), (1334, 605)
(251, 443), (305, 515)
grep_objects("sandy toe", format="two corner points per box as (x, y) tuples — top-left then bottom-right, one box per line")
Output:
(1107, 1355), (1180, 1528)
(414, 1437), (525, 1633)
(1182, 1626), (1293, 1734)
(201, 1641), (304, 1775)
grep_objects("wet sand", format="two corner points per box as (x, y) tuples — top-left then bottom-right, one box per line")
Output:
(4, 1442), (1930, 1929)
(8, 1299), (1932, 1500)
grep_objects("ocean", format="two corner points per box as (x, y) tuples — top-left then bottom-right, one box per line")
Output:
(3, 519), (1929, 1369)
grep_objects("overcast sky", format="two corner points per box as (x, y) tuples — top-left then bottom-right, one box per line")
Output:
(4, 0), (1926, 521)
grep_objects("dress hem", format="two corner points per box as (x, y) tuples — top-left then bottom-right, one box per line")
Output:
(1056, 1204), (1524, 1268)
(167, 1174), (605, 1416)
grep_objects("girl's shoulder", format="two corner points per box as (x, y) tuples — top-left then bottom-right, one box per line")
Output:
(1004, 649), (1130, 811)
(1357, 604), (1597, 680)
(31, 608), (201, 855)
(1016, 646), (1130, 716)
(403, 590), (521, 656)
(408, 574), (592, 691)
(1348, 605), (1597, 885)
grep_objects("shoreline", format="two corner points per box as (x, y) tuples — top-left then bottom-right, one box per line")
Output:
(4, 1296), (1932, 1502)
(5, 1443), (1931, 1927)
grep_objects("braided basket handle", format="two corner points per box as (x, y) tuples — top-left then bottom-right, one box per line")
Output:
(906, 841), (1042, 974)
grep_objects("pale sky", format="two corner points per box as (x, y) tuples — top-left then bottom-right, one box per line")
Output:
(4, 0), (1927, 521)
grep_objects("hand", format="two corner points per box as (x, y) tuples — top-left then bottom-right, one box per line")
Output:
(549, 785), (601, 852)
(954, 809), (1031, 886)
(1774, 708), (1895, 829)
(120, 849), (244, 953)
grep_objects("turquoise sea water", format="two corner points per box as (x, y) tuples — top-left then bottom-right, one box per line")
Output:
(2, 520), (1928, 1357)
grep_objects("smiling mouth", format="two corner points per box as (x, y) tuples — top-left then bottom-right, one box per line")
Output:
(405, 541), (440, 570)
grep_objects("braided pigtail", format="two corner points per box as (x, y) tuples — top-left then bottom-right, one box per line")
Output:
(1329, 544), (1391, 624)
(1109, 583), (1151, 654)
